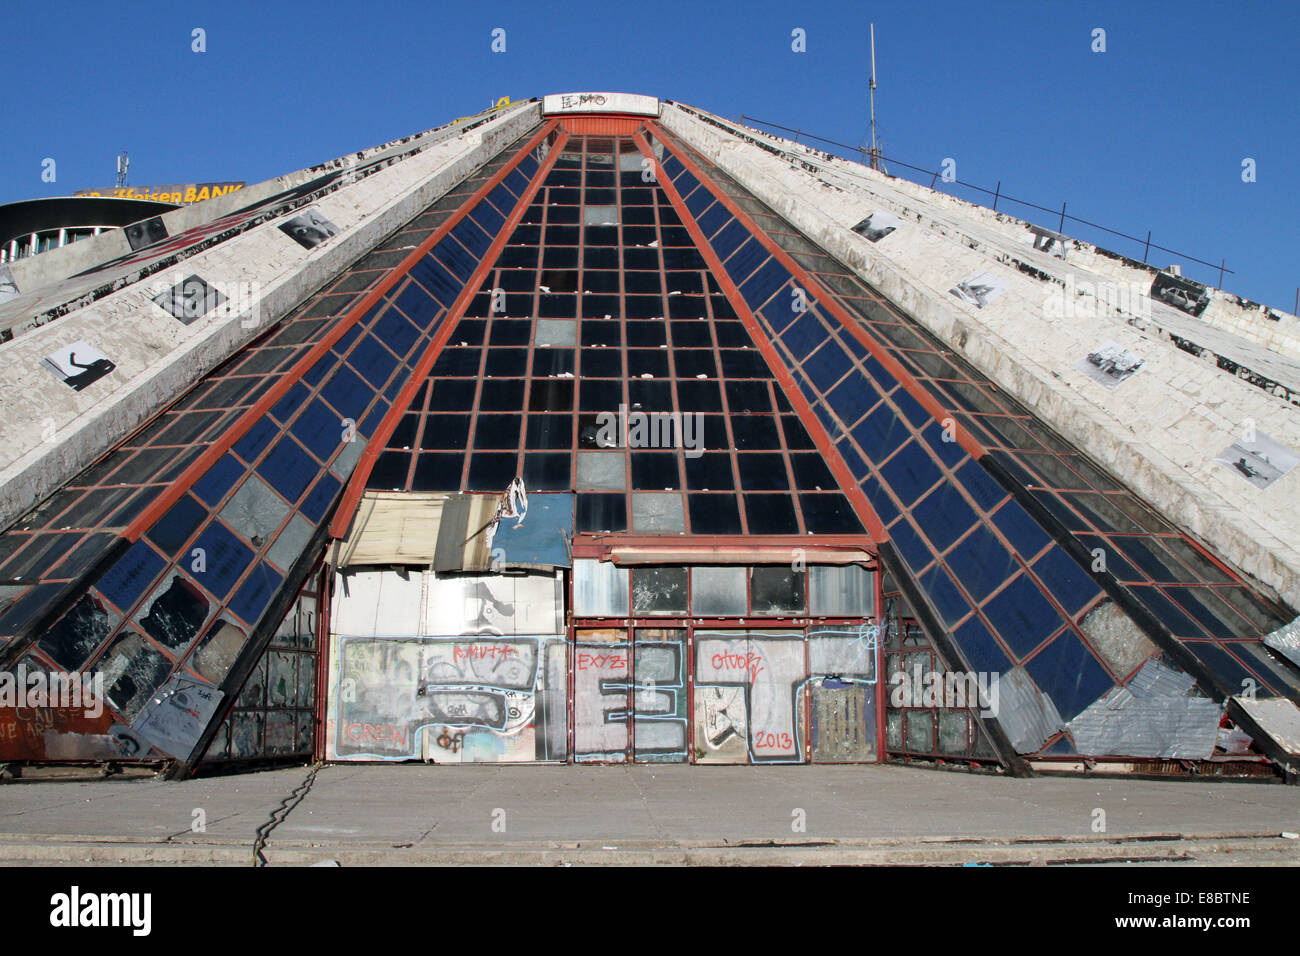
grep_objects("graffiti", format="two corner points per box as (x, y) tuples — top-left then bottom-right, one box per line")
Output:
(575, 651), (626, 671)
(435, 729), (467, 753)
(632, 639), (688, 762)
(573, 642), (630, 762)
(695, 629), (878, 764)
(558, 93), (607, 109)
(329, 636), (563, 762)
(710, 650), (765, 681)
(344, 722), (409, 749)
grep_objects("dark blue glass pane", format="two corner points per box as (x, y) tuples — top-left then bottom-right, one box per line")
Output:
(1030, 546), (1102, 617)
(1187, 641), (1264, 695)
(955, 460), (1007, 511)
(469, 197), (506, 235)
(372, 306), (420, 357)
(775, 310), (826, 362)
(502, 168), (529, 198)
(862, 477), (899, 527)
(577, 493), (627, 533)
(146, 495), (207, 554)
(291, 400), (346, 462)
(232, 417), (277, 464)
(710, 220), (749, 261)
(1166, 588), (1241, 639)
(851, 403), (910, 455)
(982, 573), (1064, 659)
(432, 235), (477, 280)
(347, 335), (400, 388)
(911, 484), (978, 552)
(486, 182), (515, 215)
(1024, 632), (1115, 722)
(269, 383), (310, 426)
(229, 560), (284, 627)
(450, 217), (491, 257)
(1111, 537), (1182, 584)
(191, 521), (254, 599)
(953, 615), (1013, 676)
(861, 354), (897, 392)
(918, 563), (970, 627)
(946, 526), (1019, 603)
(95, 539), (167, 611)
(725, 238), (767, 286)
(803, 342), (854, 393)
(739, 260), (789, 310)
(1127, 584), (1207, 638)
(799, 494), (864, 534)
(921, 422), (967, 469)
(192, 453), (245, 507)
(300, 472), (341, 524)
(878, 441), (944, 507)
(320, 365), (372, 422)
(893, 388), (932, 428)
(683, 182), (714, 217)
(696, 204), (729, 239)
(991, 501), (1052, 559)
(744, 494), (799, 534)
(887, 517), (932, 573)
(257, 438), (317, 503)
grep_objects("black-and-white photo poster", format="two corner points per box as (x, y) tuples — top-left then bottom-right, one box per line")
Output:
(852, 210), (903, 242)
(123, 216), (168, 251)
(1031, 226), (1068, 260)
(0, 265), (18, 305)
(43, 340), (116, 391)
(1075, 340), (1145, 389)
(152, 274), (227, 324)
(1152, 272), (1210, 317)
(1214, 430), (1300, 490)
(950, 270), (1008, 309)
(279, 206), (340, 249)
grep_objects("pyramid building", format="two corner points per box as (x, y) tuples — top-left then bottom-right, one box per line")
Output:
(1, 94), (1298, 779)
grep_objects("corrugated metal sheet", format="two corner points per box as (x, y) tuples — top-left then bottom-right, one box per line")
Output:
(338, 492), (445, 567)
(1263, 615), (1300, 669)
(1067, 658), (1220, 759)
(1068, 695), (1221, 759)
(997, 667), (1064, 754)
(1127, 657), (1197, 698)
(1233, 696), (1300, 755)
(431, 494), (497, 572)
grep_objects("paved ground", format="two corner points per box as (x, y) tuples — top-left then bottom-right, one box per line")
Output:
(1, 763), (1298, 865)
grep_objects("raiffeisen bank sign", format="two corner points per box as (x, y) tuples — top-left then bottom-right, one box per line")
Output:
(541, 92), (660, 116)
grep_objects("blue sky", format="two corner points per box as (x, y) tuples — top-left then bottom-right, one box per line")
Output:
(2, 0), (1296, 310)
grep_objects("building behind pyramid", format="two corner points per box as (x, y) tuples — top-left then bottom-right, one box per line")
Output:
(1, 93), (1297, 780)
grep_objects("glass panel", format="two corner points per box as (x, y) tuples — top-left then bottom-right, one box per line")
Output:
(632, 567), (688, 615)
(809, 564), (874, 617)
(750, 566), (806, 615)
(573, 559), (629, 616)
(691, 566), (747, 616)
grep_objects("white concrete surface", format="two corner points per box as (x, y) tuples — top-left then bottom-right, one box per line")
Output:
(0, 102), (542, 531)
(662, 103), (1300, 609)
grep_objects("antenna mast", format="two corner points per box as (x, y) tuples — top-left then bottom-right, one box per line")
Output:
(868, 23), (882, 172)
(115, 152), (129, 189)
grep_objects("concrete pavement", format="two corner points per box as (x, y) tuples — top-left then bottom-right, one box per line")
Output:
(1, 762), (1298, 865)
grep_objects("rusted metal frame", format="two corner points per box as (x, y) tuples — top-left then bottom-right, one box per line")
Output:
(329, 124), (569, 538)
(634, 129), (887, 546)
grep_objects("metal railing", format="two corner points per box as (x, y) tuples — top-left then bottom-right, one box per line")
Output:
(737, 114), (1237, 288)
